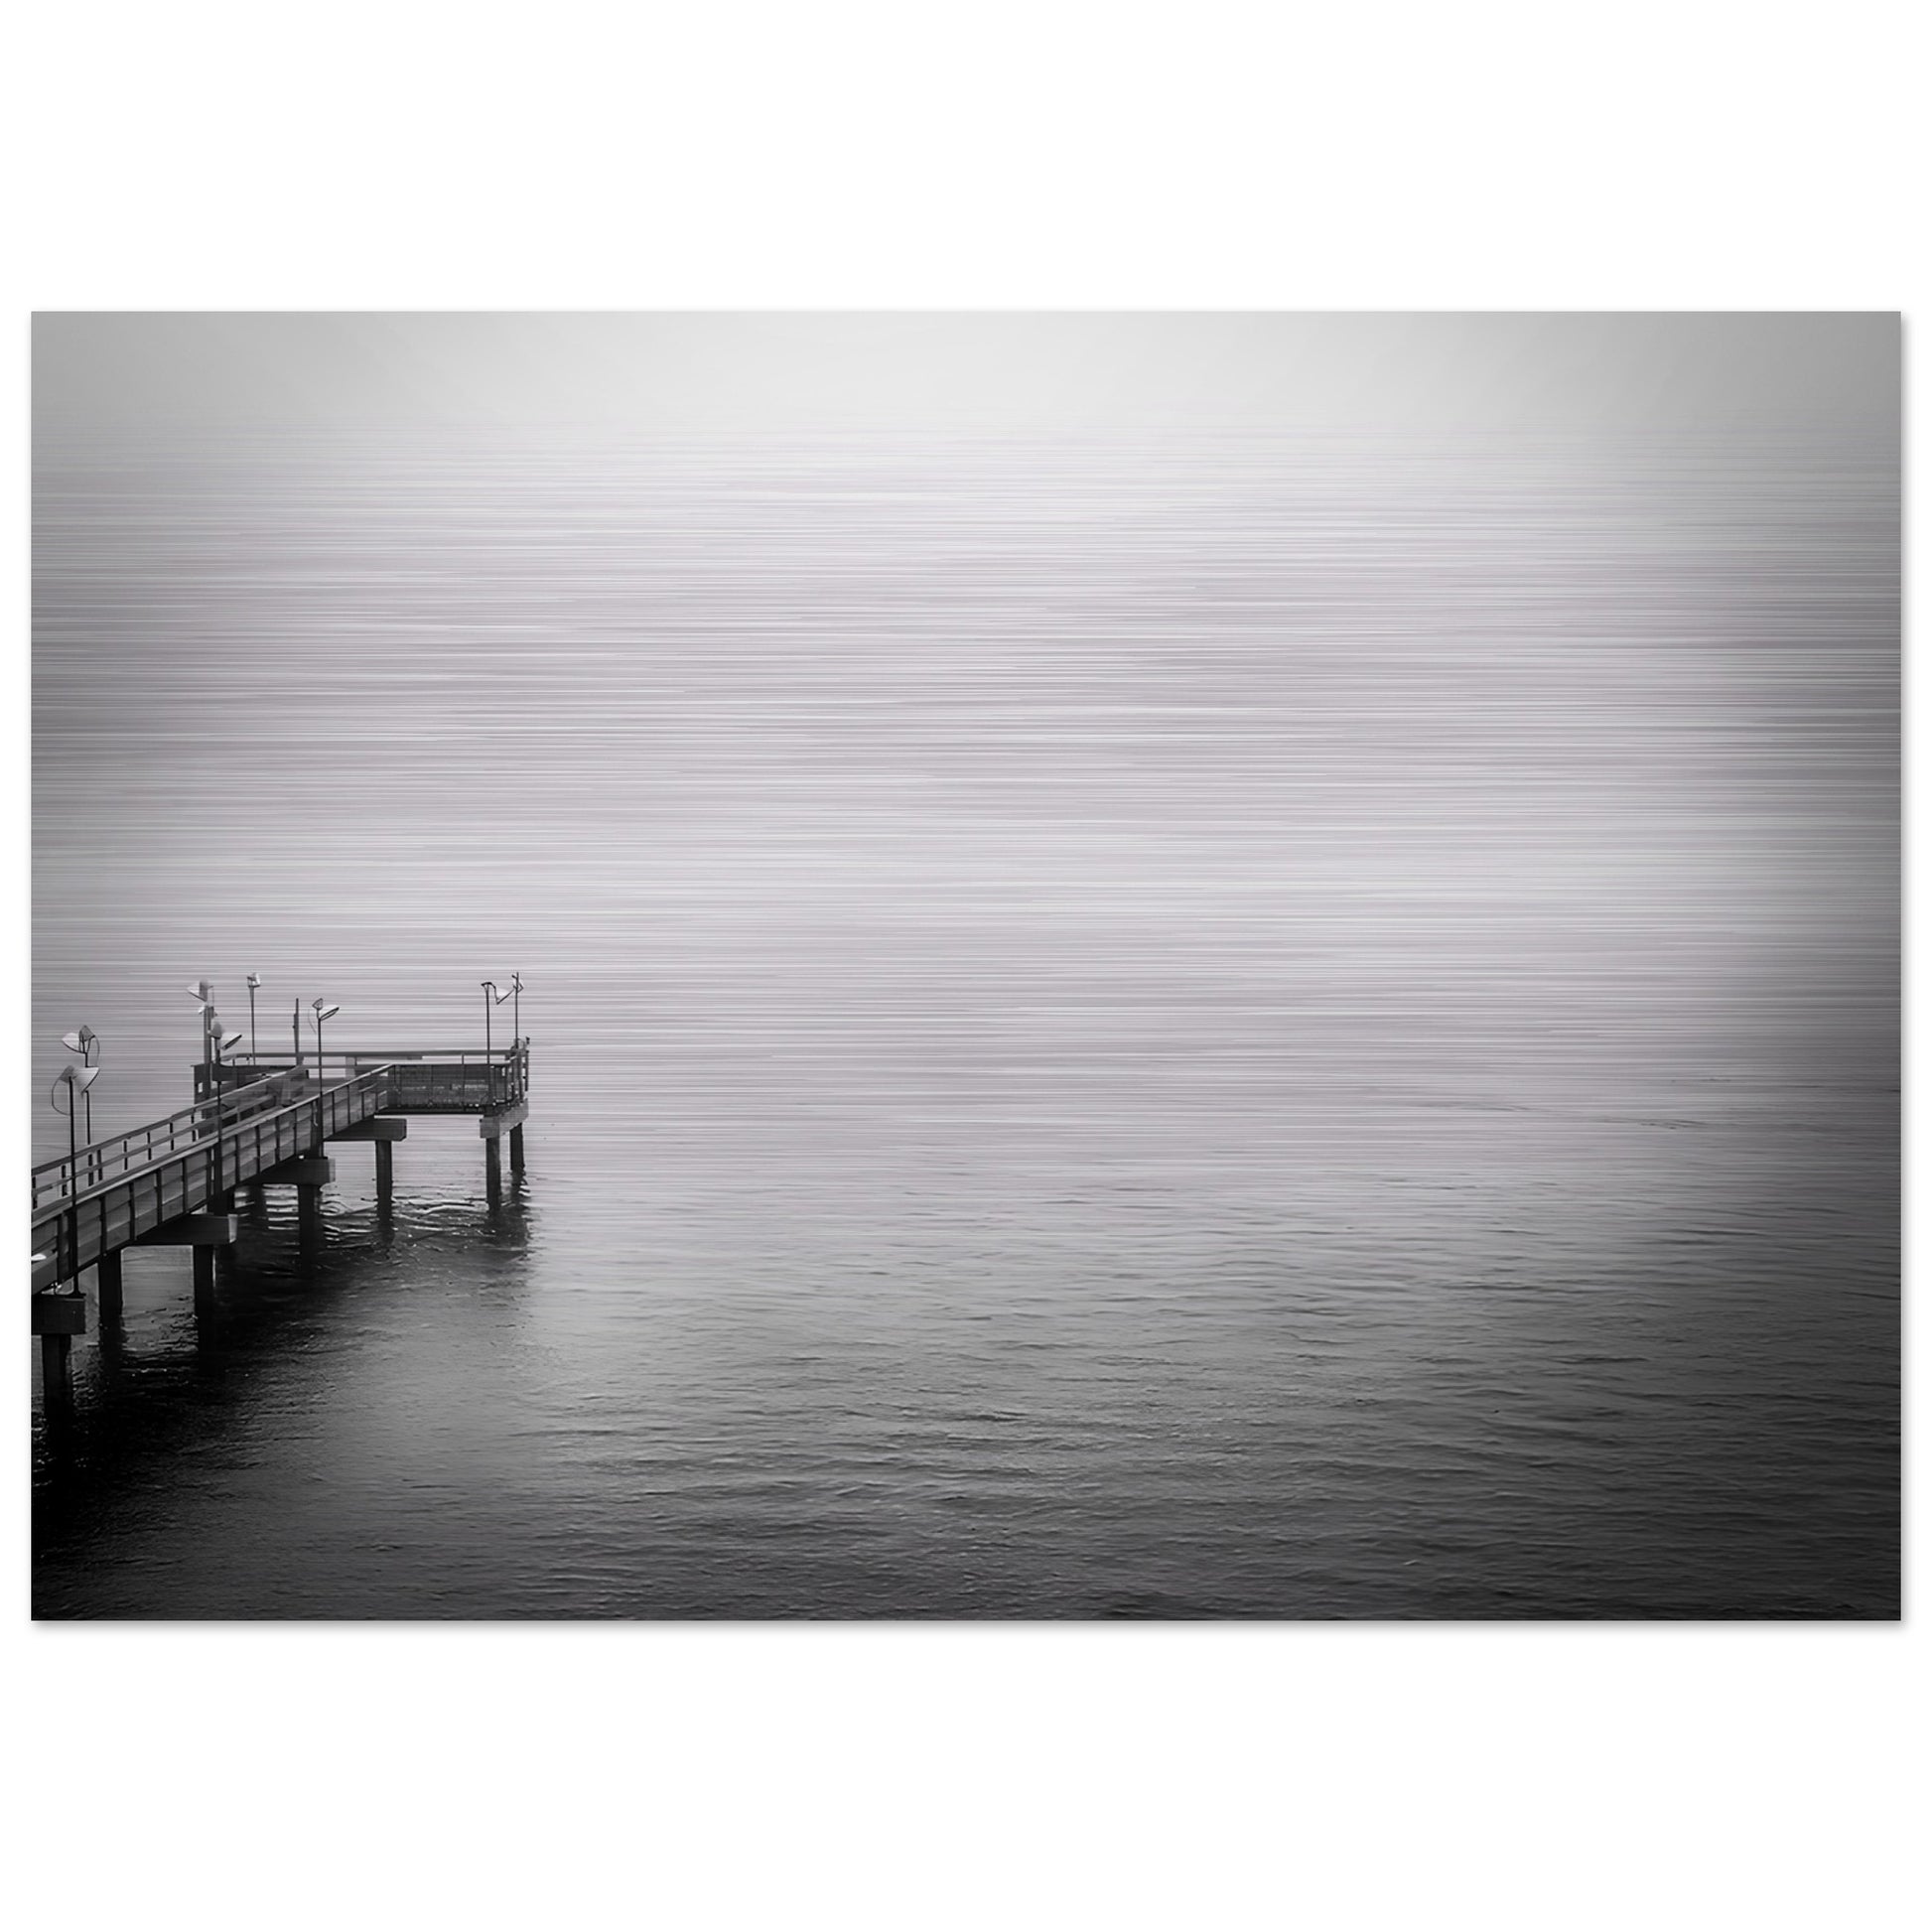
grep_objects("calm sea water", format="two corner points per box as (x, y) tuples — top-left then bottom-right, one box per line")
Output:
(31, 427), (1898, 1616)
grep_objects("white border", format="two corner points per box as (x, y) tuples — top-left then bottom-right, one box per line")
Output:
(7, 4), (1919, 1927)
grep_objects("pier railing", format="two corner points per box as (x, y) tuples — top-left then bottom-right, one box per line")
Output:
(32, 1073), (296, 1214)
(32, 1065), (399, 1290)
(226, 1042), (529, 1112)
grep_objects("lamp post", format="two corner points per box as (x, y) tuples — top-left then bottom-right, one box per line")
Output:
(59, 1025), (100, 1147)
(245, 973), (263, 1060)
(482, 980), (509, 1101)
(51, 1063), (99, 1283)
(185, 980), (213, 1091)
(311, 999), (341, 1079)
(509, 972), (524, 1046)
(207, 1016), (244, 1203)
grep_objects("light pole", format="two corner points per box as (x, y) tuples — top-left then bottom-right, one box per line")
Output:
(482, 980), (509, 1102)
(59, 1025), (100, 1146)
(51, 1063), (99, 1283)
(245, 973), (263, 1059)
(311, 999), (341, 1079)
(509, 972), (524, 1046)
(185, 980), (213, 1091)
(207, 1016), (244, 1202)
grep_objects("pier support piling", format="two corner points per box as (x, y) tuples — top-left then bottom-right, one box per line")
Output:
(257, 1154), (332, 1249)
(129, 1213), (237, 1312)
(193, 1245), (217, 1314)
(34, 1290), (85, 1424)
(375, 1139), (394, 1204)
(298, 1184), (323, 1247)
(96, 1250), (123, 1321)
(480, 1102), (524, 1195)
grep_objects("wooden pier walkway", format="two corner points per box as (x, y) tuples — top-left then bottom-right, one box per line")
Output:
(31, 1043), (531, 1421)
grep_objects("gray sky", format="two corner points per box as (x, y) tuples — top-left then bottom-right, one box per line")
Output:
(33, 312), (1899, 436)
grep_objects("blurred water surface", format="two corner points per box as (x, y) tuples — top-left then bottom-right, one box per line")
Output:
(31, 428), (1897, 1616)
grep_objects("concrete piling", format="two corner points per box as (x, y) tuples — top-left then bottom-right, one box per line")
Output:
(96, 1250), (123, 1321)
(193, 1245), (217, 1315)
(34, 1291), (85, 1429)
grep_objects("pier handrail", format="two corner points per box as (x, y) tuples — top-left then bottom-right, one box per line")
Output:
(227, 1045), (526, 1063)
(31, 1073), (298, 1213)
(31, 1064), (401, 1248)
(232, 1042), (529, 1107)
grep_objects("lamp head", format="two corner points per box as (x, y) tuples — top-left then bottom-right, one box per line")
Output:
(61, 1031), (83, 1052)
(219, 1030), (244, 1053)
(246, 973), (262, 990)
(185, 981), (211, 1005)
(312, 1004), (341, 1026)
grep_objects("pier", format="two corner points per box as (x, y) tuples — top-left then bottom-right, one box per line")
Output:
(31, 1043), (531, 1424)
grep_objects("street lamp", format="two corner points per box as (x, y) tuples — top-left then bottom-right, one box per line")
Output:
(185, 979), (214, 1088)
(311, 999), (341, 1077)
(508, 972), (524, 1046)
(59, 1025), (100, 1145)
(207, 1016), (244, 1200)
(245, 973), (263, 1059)
(482, 980), (508, 1059)
(51, 1063), (100, 1283)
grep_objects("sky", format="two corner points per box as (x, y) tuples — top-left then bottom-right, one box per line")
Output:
(32, 312), (1900, 437)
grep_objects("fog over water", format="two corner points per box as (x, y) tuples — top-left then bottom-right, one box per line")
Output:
(31, 317), (1897, 1616)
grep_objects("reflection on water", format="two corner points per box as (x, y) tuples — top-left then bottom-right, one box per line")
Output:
(32, 428), (1897, 1617)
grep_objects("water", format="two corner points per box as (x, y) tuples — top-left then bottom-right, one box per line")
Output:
(31, 425), (1898, 1616)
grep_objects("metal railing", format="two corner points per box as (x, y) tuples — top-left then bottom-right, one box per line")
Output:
(32, 1074), (296, 1213)
(31, 1065), (400, 1290)
(227, 1042), (529, 1112)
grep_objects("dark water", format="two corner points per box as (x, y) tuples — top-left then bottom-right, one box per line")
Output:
(31, 427), (1898, 1616)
